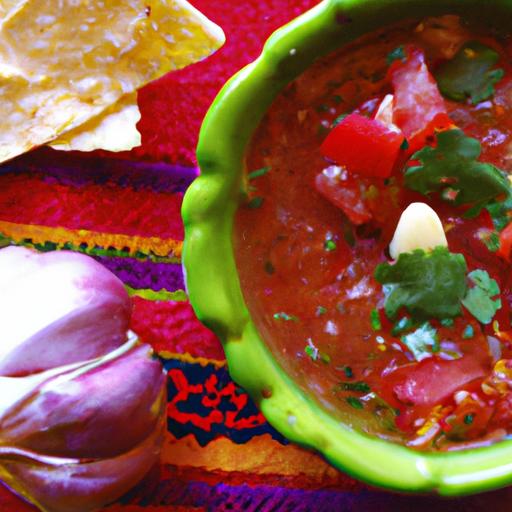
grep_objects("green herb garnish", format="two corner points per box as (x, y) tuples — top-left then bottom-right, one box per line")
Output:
(247, 196), (264, 209)
(441, 318), (455, 327)
(316, 306), (327, 316)
(248, 166), (271, 180)
(304, 344), (317, 360)
(461, 269), (501, 324)
(400, 322), (439, 361)
(404, 129), (510, 209)
(391, 316), (415, 336)
(339, 365), (354, 379)
(481, 231), (500, 252)
(346, 396), (364, 409)
(375, 247), (468, 320)
(340, 381), (371, 393)
(387, 45), (406, 65)
(273, 312), (298, 322)
(462, 324), (475, 339)
(324, 239), (337, 252)
(434, 41), (504, 104)
(370, 309), (382, 331)
(486, 194), (512, 231)
(305, 339), (329, 364)
(264, 261), (275, 275)
(320, 353), (331, 364)
(332, 113), (349, 127)
(464, 413), (475, 425)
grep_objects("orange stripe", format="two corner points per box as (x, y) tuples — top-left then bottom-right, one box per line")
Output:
(0, 220), (182, 258)
(161, 432), (350, 488)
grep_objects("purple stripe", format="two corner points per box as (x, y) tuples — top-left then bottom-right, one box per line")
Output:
(126, 478), (510, 511)
(93, 256), (184, 292)
(0, 148), (197, 193)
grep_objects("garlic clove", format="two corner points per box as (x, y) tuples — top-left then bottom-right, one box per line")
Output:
(0, 416), (165, 512)
(389, 202), (448, 259)
(0, 341), (166, 459)
(0, 247), (131, 376)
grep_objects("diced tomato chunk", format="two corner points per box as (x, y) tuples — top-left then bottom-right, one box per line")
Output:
(377, 338), (491, 430)
(498, 222), (512, 261)
(390, 46), (448, 140)
(407, 112), (455, 154)
(314, 169), (372, 225)
(386, 356), (487, 407)
(320, 113), (403, 179)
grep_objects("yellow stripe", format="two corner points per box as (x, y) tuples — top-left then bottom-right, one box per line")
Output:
(126, 286), (188, 302)
(158, 350), (226, 368)
(0, 220), (182, 258)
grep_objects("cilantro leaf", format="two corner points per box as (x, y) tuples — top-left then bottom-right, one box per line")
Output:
(370, 309), (382, 330)
(332, 113), (349, 127)
(374, 247), (467, 320)
(387, 45), (406, 65)
(247, 196), (264, 209)
(464, 413), (475, 425)
(391, 316), (416, 336)
(304, 344), (318, 361)
(273, 312), (298, 321)
(486, 194), (512, 231)
(324, 239), (337, 251)
(248, 166), (271, 180)
(435, 41), (505, 104)
(316, 305), (327, 316)
(401, 322), (438, 361)
(462, 324), (475, 339)
(346, 396), (364, 409)
(338, 365), (354, 378)
(404, 129), (510, 207)
(481, 230), (500, 252)
(461, 269), (501, 324)
(339, 381), (371, 392)
(304, 338), (330, 364)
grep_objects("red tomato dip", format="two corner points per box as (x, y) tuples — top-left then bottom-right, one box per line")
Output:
(234, 16), (512, 450)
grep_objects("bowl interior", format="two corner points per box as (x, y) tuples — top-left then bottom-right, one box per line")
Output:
(183, 0), (512, 495)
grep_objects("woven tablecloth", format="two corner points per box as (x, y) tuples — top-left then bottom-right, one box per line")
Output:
(1, 1), (512, 510)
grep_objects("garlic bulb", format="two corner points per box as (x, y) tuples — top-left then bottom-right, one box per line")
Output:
(0, 247), (166, 512)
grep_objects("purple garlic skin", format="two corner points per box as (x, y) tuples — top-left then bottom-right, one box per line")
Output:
(0, 247), (167, 512)
(0, 246), (133, 376)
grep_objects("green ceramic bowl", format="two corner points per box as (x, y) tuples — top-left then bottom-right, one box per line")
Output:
(183, 0), (512, 495)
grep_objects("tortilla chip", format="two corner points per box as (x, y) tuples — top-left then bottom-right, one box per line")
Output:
(49, 93), (141, 152)
(0, 1), (22, 18)
(0, 0), (225, 162)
